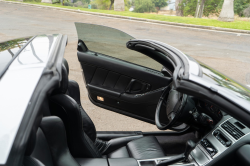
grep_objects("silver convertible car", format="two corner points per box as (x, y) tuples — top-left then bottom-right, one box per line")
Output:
(1, 23), (250, 166)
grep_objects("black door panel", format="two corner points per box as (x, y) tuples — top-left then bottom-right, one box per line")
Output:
(78, 51), (170, 90)
(78, 51), (171, 124)
(88, 88), (168, 124)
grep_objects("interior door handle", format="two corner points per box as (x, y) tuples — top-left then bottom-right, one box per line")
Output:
(126, 79), (150, 94)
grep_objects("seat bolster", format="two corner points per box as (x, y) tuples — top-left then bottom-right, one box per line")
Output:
(67, 80), (81, 105)
(127, 136), (165, 160)
(107, 146), (130, 158)
(23, 157), (45, 166)
(40, 117), (80, 166)
(103, 135), (142, 155)
(49, 94), (101, 158)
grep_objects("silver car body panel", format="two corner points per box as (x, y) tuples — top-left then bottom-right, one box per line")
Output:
(0, 34), (59, 164)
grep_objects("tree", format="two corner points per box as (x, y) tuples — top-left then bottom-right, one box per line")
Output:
(180, 0), (221, 17)
(243, 5), (250, 17)
(218, 0), (235, 22)
(203, 0), (221, 16)
(180, 0), (197, 16)
(134, 0), (156, 13)
(94, 0), (113, 10)
(197, 0), (206, 18)
(176, 0), (184, 16)
(109, 0), (115, 10)
(152, 0), (168, 9)
(114, 0), (125, 11)
(234, 0), (250, 16)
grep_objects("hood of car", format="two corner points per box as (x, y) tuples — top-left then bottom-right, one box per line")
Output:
(0, 37), (32, 78)
(187, 61), (250, 111)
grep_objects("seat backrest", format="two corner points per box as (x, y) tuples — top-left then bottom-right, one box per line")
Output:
(49, 61), (101, 158)
(49, 94), (101, 158)
(24, 116), (80, 166)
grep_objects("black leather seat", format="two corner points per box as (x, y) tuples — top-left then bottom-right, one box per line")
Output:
(48, 59), (165, 160)
(23, 116), (139, 166)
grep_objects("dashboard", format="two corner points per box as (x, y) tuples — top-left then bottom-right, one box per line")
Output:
(189, 115), (250, 166)
(187, 100), (224, 129)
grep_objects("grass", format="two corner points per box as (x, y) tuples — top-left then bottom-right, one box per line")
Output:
(7, 0), (250, 31)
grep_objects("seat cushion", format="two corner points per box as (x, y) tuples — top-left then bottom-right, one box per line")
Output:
(108, 147), (130, 158)
(127, 136), (165, 159)
(108, 136), (165, 160)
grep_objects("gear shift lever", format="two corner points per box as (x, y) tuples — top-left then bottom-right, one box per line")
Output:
(157, 140), (196, 166)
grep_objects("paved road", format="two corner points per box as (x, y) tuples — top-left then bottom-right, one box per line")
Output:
(1, 2), (250, 131)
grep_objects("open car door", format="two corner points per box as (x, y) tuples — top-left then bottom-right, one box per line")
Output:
(75, 23), (173, 125)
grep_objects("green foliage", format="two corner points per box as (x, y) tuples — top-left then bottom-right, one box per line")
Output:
(127, 0), (134, 8)
(243, 5), (250, 17)
(203, 0), (221, 16)
(91, 0), (111, 9)
(23, 0), (41, 2)
(234, 0), (250, 16)
(82, 0), (90, 4)
(152, 0), (168, 8)
(217, 0), (250, 17)
(179, 0), (197, 16)
(19, 1), (250, 31)
(134, 0), (156, 13)
(180, 0), (221, 17)
(64, 1), (73, 6)
(74, 1), (83, 7)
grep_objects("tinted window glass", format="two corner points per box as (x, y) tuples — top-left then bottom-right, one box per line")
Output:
(75, 23), (162, 71)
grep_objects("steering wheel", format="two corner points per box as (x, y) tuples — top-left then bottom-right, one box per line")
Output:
(155, 84), (189, 130)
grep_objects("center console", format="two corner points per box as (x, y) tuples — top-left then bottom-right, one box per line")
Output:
(190, 116), (250, 166)
(137, 156), (196, 166)
(136, 116), (250, 166)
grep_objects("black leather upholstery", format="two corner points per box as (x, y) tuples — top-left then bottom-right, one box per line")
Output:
(108, 158), (139, 166)
(75, 158), (108, 166)
(49, 94), (101, 158)
(127, 136), (165, 159)
(107, 147), (130, 158)
(102, 135), (143, 155)
(26, 117), (140, 166)
(26, 117), (81, 166)
(23, 157), (45, 166)
(39, 117), (80, 166)
(48, 59), (166, 160)
(67, 80), (82, 104)
(31, 128), (54, 166)
(107, 136), (165, 160)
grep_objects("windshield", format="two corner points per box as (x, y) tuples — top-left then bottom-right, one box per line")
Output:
(201, 63), (250, 102)
(0, 37), (31, 76)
